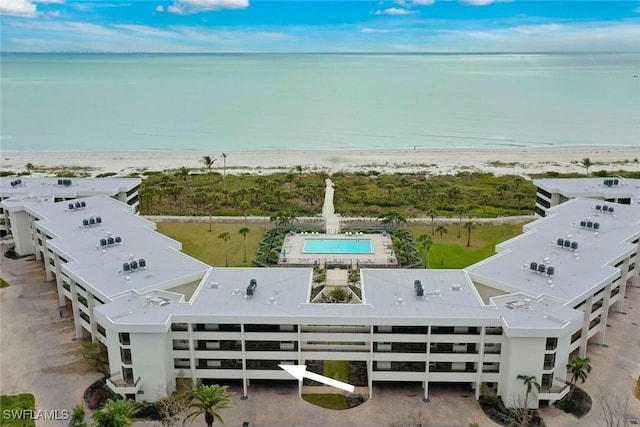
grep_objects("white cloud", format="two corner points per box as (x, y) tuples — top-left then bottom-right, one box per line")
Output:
(460, 0), (495, 5)
(634, 7), (640, 13)
(166, 0), (249, 15)
(72, 3), (130, 11)
(460, 0), (512, 5)
(395, 0), (434, 5)
(360, 27), (394, 34)
(0, 0), (37, 17)
(0, 0), (63, 17)
(155, 5), (164, 12)
(372, 7), (417, 16)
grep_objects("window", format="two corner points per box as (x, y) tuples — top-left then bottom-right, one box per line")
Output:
(543, 354), (555, 370)
(123, 368), (134, 384)
(376, 361), (391, 370)
(121, 348), (132, 365)
(97, 324), (106, 338)
(174, 358), (190, 369)
(545, 338), (557, 351)
(173, 339), (190, 350)
(119, 332), (130, 346)
(171, 323), (188, 331)
(537, 188), (552, 198)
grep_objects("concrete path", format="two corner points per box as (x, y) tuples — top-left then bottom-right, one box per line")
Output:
(0, 247), (101, 426)
(322, 178), (340, 234)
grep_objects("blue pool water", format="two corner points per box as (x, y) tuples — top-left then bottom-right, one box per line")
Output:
(303, 239), (373, 254)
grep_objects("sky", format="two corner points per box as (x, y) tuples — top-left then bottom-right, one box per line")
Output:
(1, 0), (639, 52)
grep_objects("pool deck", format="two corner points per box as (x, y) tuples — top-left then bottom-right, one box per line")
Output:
(279, 232), (397, 267)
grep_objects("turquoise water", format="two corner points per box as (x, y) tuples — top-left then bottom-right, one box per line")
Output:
(303, 238), (373, 254)
(1, 53), (639, 152)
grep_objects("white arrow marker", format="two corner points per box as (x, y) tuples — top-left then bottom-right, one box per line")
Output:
(279, 364), (355, 393)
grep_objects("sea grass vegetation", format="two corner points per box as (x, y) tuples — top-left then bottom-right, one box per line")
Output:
(137, 169), (541, 218)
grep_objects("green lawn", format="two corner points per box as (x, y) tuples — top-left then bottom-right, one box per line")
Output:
(302, 394), (350, 410)
(0, 394), (36, 427)
(156, 222), (264, 267)
(411, 223), (526, 269)
(324, 360), (349, 383)
(155, 221), (525, 270)
(0, 278), (8, 288)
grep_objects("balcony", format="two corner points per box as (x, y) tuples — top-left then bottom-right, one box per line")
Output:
(106, 371), (141, 395)
(538, 379), (571, 401)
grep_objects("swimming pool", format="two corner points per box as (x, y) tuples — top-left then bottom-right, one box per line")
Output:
(303, 239), (373, 254)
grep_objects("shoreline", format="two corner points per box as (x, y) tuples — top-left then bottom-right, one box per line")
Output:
(2, 146), (639, 177)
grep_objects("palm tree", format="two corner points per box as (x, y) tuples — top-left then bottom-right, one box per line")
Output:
(68, 405), (87, 427)
(417, 234), (433, 268)
(513, 192), (526, 212)
(392, 236), (406, 266)
(427, 208), (438, 235)
(217, 232), (231, 267)
(582, 157), (592, 176)
(239, 227), (250, 263)
(480, 192), (491, 214)
(435, 225), (448, 266)
(239, 200), (250, 227)
(378, 211), (407, 232)
(176, 166), (190, 182)
(185, 384), (234, 427)
(207, 194), (220, 232)
(455, 205), (467, 238)
(464, 221), (476, 247)
(517, 374), (540, 408)
(566, 356), (592, 398)
(25, 162), (34, 175)
(201, 155), (216, 174)
(92, 399), (143, 427)
(496, 183), (510, 198)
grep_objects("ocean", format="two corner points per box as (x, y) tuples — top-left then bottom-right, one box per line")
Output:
(1, 53), (639, 152)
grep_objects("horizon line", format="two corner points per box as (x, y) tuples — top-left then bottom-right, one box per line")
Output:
(3, 50), (640, 55)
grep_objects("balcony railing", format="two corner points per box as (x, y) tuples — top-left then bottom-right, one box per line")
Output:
(538, 379), (571, 401)
(106, 371), (141, 395)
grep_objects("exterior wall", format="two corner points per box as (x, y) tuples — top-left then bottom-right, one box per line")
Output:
(499, 337), (546, 408)
(8, 210), (33, 256)
(130, 332), (173, 401)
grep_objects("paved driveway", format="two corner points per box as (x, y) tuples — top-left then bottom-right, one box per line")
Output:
(0, 250), (101, 426)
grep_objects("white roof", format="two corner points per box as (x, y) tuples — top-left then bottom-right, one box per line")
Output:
(23, 195), (210, 301)
(0, 177), (140, 203)
(534, 177), (640, 205)
(467, 197), (640, 306)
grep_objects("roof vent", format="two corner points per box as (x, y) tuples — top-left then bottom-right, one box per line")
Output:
(268, 296), (276, 304)
(209, 282), (220, 289)
(395, 297), (405, 305)
(414, 280), (424, 297)
(450, 284), (462, 291)
(524, 298), (531, 310)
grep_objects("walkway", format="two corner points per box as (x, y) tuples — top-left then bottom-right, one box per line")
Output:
(322, 178), (340, 234)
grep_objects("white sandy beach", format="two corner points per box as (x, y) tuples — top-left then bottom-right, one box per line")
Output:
(2, 146), (639, 177)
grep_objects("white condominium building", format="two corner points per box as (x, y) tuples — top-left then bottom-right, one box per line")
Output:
(1, 178), (638, 410)
(533, 177), (640, 217)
